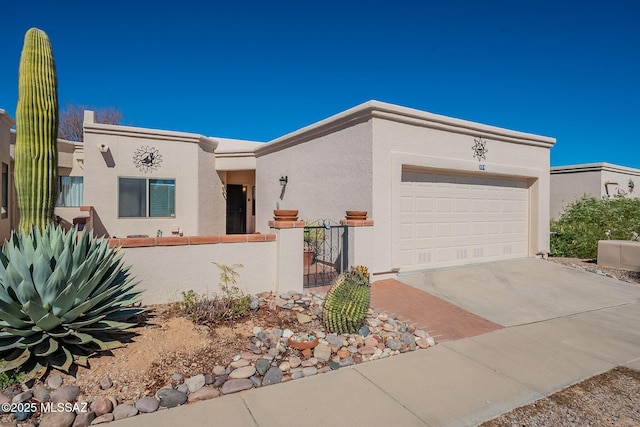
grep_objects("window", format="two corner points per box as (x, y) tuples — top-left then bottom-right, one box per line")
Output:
(118, 178), (175, 218)
(56, 176), (83, 207)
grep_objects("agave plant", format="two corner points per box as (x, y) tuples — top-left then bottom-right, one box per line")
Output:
(0, 226), (143, 380)
(322, 265), (371, 334)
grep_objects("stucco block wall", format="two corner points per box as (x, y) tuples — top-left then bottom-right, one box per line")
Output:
(118, 240), (277, 304)
(255, 119), (373, 231)
(83, 115), (223, 238)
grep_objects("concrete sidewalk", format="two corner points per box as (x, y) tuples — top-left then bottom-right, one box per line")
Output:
(114, 285), (640, 426)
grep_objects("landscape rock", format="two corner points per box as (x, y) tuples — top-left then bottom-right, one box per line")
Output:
(33, 384), (51, 402)
(313, 343), (331, 362)
(262, 367), (283, 386)
(296, 312), (312, 324)
(401, 332), (416, 346)
(339, 357), (354, 367)
(184, 374), (206, 393)
(39, 411), (76, 427)
(89, 413), (114, 424)
(157, 388), (188, 408)
(13, 409), (33, 422)
(99, 375), (113, 390)
(51, 385), (81, 403)
(90, 397), (113, 416)
(135, 396), (159, 413)
(278, 361), (290, 372)
(386, 339), (402, 351)
(229, 366), (256, 379)
(71, 411), (95, 427)
(230, 359), (250, 369)
(187, 386), (220, 402)
(210, 372), (227, 386)
(112, 404), (138, 420)
(12, 391), (32, 403)
(288, 356), (301, 368)
(213, 365), (226, 376)
(221, 379), (253, 395)
(256, 358), (270, 376)
(47, 374), (63, 389)
(302, 367), (318, 377)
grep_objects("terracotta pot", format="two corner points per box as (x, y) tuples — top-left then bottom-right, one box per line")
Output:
(345, 210), (367, 220)
(273, 209), (299, 221)
(288, 334), (319, 351)
(303, 248), (315, 266)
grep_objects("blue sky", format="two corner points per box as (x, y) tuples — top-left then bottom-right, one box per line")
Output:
(1, 1), (638, 167)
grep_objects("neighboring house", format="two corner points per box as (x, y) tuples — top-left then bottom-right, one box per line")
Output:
(0, 101), (556, 277)
(0, 110), (12, 241)
(551, 163), (640, 220)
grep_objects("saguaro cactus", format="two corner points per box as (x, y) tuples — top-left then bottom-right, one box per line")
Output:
(15, 28), (59, 232)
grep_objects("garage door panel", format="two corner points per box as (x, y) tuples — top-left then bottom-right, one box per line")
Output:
(401, 170), (529, 271)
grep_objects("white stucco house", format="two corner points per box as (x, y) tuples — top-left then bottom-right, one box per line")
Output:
(551, 163), (640, 220)
(0, 101), (556, 278)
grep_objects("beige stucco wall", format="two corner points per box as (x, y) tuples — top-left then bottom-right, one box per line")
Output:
(255, 118), (373, 230)
(118, 241), (277, 304)
(83, 112), (223, 238)
(550, 163), (640, 219)
(0, 111), (13, 241)
(256, 101), (554, 276)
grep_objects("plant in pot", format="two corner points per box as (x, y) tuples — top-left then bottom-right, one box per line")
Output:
(303, 221), (325, 266)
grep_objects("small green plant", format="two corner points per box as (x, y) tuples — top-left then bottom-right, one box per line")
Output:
(175, 263), (250, 324)
(0, 365), (26, 388)
(322, 265), (371, 334)
(211, 262), (250, 320)
(551, 195), (640, 258)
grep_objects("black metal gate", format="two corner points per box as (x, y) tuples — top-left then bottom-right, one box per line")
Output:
(303, 220), (348, 287)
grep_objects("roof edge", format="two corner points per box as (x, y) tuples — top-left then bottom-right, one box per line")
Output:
(256, 100), (556, 156)
(551, 162), (640, 175)
(84, 122), (218, 149)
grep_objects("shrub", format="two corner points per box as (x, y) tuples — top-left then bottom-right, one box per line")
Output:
(0, 226), (143, 380)
(551, 195), (640, 258)
(322, 266), (371, 334)
(175, 262), (251, 324)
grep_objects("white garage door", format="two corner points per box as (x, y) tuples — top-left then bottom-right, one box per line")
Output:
(400, 169), (529, 271)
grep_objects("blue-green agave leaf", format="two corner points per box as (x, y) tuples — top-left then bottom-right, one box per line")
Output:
(33, 338), (58, 356)
(52, 283), (78, 318)
(34, 312), (62, 331)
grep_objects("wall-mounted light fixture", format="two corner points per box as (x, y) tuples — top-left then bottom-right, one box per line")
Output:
(97, 143), (109, 153)
(279, 176), (288, 187)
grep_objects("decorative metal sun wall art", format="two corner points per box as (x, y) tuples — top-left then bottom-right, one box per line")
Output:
(472, 137), (488, 161)
(133, 146), (163, 172)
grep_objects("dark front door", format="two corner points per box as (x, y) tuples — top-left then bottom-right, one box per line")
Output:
(226, 184), (246, 234)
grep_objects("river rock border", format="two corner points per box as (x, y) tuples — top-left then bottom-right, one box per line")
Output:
(0, 291), (436, 426)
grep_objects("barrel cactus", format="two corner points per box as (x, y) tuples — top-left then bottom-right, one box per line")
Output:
(0, 226), (143, 380)
(322, 266), (371, 334)
(15, 27), (59, 232)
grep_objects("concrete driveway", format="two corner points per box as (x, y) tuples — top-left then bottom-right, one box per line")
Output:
(398, 258), (640, 327)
